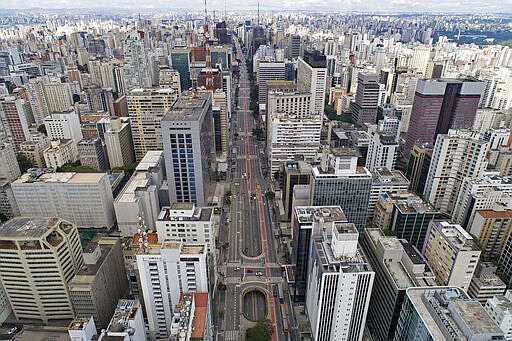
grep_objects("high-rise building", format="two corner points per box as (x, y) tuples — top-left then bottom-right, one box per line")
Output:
(212, 90), (228, 155)
(362, 228), (436, 341)
(405, 144), (433, 194)
(104, 117), (135, 168)
(128, 88), (179, 160)
(115, 151), (166, 236)
(77, 138), (108, 171)
(156, 203), (215, 253)
(19, 137), (50, 168)
(292, 206), (347, 302)
(123, 30), (152, 91)
(404, 78), (485, 157)
(44, 109), (83, 146)
(422, 221), (481, 290)
(26, 77), (50, 125)
(281, 161), (312, 221)
(267, 112), (322, 173)
(351, 73), (381, 124)
(170, 48), (192, 92)
(68, 238), (129, 330)
(453, 174), (512, 229)
(470, 209), (512, 260)
(468, 262), (506, 304)
(368, 168), (409, 220)
(12, 169), (115, 229)
(0, 217), (84, 324)
(366, 131), (398, 171)
(424, 130), (489, 216)
(43, 139), (79, 168)
(0, 95), (31, 150)
(311, 148), (372, 231)
(162, 92), (214, 207)
(136, 242), (209, 338)
(297, 51), (327, 116)
(44, 82), (73, 113)
(159, 67), (181, 93)
(306, 222), (374, 341)
(379, 191), (441, 249)
(394, 287), (504, 340)
(484, 291), (512, 340)
(0, 141), (20, 182)
(257, 61), (286, 103)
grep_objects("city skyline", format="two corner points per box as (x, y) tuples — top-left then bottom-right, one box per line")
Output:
(1, 0), (512, 13)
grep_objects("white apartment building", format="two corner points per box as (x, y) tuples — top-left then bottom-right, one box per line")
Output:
(366, 131), (398, 171)
(43, 139), (79, 168)
(297, 52), (327, 115)
(115, 151), (165, 236)
(368, 168), (409, 220)
(267, 91), (312, 119)
(306, 222), (374, 341)
(267, 112), (322, 173)
(156, 202), (215, 253)
(136, 242), (208, 338)
(424, 129), (490, 216)
(452, 174), (512, 227)
(44, 109), (83, 146)
(485, 291), (512, 341)
(422, 221), (481, 291)
(11, 169), (115, 229)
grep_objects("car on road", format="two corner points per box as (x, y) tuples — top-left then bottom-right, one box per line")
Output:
(256, 272), (263, 276)
(235, 267), (240, 270)
(246, 269), (253, 273)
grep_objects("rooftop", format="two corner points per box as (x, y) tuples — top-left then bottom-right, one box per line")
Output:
(407, 287), (503, 340)
(106, 300), (141, 334)
(0, 217), (61, 240)
(163, 91), (211, 122)
(432, 221), (480, 252)
(295, 206), (347, 224)
(191, 293), (208, 339)
(14, 169), (105, 185)
(135, 151), (163, 171)
(371, 168), (409, 185)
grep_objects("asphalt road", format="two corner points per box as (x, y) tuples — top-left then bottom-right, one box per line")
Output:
(215, 36), (295, 341)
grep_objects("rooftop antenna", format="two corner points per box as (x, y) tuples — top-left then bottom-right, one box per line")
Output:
(257, 0), (260, 26)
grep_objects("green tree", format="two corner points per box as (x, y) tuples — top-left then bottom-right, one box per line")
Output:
(37, 124), (47, 136)
(222, 242), (230, 250)
(273, 170), (280, 181)
(16, 153), (33, 173)
(217, 282), (227, 292)
(252, 127), (264, 139)
(219, 310), (225, 319)
(265, 191), (275, 199)
(246, 319), (273, 341)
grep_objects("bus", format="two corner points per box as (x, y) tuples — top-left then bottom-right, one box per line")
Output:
(280, 303), (289, 333)
(278, 283), (284, 303)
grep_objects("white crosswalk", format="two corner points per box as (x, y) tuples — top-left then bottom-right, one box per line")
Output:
(224, 330), (240, 340)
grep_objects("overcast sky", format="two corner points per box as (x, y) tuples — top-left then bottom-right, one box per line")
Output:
(1, 0), (511, 13)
